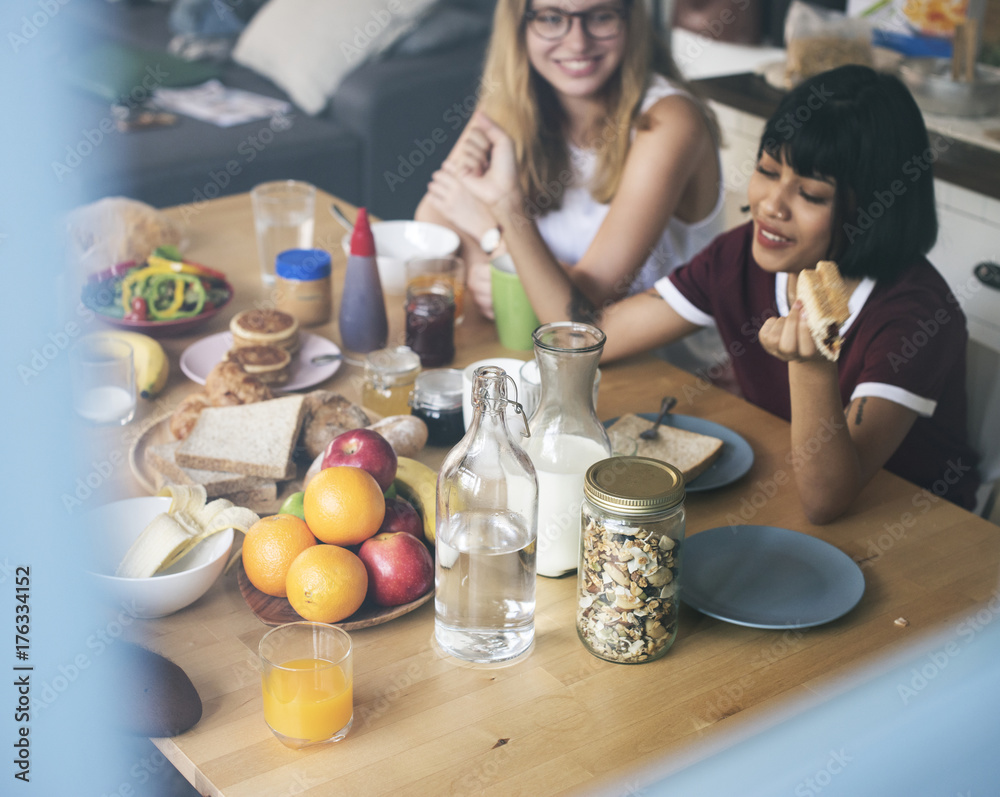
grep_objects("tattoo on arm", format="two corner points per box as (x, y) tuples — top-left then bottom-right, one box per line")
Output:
(568, 285), (598, 324)
(854, 397), (867, 426)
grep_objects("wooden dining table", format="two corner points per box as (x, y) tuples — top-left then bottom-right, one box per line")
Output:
(88, 190), (1000, 796)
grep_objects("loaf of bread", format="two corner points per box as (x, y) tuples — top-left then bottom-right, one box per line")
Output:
(300, 390), (371, 459)
(176, 395), (307, 479)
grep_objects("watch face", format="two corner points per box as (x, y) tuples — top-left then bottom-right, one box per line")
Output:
(480, 227), (501, 254)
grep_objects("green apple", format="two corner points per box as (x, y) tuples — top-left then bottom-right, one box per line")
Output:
(278, 491), (306, 521)
(384, 482), (397, 501)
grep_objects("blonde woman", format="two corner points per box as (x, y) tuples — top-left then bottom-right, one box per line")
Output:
(416, 0), (726, 376)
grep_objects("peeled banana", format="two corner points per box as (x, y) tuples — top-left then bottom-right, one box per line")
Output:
(394, 457), (438, 544)
(85, 330), (169, 399)
(116, 485), (259, 578)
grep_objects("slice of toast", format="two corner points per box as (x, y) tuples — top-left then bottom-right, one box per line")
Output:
(176, 395), (306, 479)
(798, 260), (850, 361)
(146, 442), (275, 499)
(607, 413), (725, 482)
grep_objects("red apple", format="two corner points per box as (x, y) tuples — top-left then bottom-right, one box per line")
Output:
(321, 428), (397, 492)
(358, 532), (434, 607)
(378, 496), (424, 540)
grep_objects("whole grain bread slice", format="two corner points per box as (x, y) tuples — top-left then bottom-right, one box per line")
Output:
(146, 442), (275, 498)
(175, 395), (306, 479)
(607, 413), (725, 482)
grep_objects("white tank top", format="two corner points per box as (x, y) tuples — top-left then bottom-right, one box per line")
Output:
(535, 74), (725, 294)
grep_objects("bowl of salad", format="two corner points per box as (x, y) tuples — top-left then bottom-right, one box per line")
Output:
(82, 249), (234, 336)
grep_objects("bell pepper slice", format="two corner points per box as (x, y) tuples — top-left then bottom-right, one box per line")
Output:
(145, 274), (206, 320)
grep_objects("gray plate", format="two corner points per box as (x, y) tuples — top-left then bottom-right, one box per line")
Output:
(681, 525), (865, 629)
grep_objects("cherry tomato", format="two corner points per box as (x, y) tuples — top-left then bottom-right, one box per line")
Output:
(130, 296), (149, 320)
(124, 311), (143, 322)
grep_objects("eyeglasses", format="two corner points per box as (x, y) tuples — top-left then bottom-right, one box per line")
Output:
(523, 5), (627, 41)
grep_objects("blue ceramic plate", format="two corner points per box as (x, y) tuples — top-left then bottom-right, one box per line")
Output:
(681, 525), (865, 629)
(604, 413), (754, 492)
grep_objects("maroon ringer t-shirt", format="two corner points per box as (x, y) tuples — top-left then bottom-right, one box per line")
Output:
(656, 222), (980, 510)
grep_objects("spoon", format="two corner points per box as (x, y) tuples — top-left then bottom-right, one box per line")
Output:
(310, 352), (364, 367)
(329, 203), (354, 234)
(640, 396), (678, 440)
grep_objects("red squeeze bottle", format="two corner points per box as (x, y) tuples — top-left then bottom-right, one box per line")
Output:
(338, 208), (388, 353)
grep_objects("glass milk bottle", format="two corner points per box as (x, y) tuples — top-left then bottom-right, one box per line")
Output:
(523, 322), (611, 578)
(435, 365), (537, 663)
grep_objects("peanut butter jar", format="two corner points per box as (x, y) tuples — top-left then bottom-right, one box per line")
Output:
(274, 249), (332, 326)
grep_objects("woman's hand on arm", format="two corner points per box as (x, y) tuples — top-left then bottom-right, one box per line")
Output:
(760, 302), (918, 524)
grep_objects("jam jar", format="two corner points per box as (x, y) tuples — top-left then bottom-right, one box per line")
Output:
(410, 368), (465, 447)
(361, 346), (421, 417)
(577, 456), (685, 664)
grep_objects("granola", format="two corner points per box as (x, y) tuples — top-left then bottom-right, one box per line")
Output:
(576, 509), (681, 663)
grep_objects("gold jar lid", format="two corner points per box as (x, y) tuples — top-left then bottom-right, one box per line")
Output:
(584, 456), (684, 516)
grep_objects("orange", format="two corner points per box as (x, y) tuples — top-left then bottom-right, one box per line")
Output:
(303, 466), (386, 546)
(286, 544), (368, 623)
(241, 514), (317, 598)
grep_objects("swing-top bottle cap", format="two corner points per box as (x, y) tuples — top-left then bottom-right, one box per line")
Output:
(350, 207), (375, 257)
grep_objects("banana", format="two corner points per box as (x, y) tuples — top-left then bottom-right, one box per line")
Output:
(394, 457), (438, 544)
(116, 486), (259, 578)
(86, 330), (169, 398)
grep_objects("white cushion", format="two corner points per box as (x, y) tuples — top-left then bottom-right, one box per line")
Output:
(232, 0), (436, 116)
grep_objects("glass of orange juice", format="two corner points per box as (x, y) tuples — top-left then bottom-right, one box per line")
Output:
(258, 622), (353, 749)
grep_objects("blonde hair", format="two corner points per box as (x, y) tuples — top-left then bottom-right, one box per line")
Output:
(479, 0), (719, 208)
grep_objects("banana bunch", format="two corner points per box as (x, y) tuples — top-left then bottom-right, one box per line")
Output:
(117, 485), (259, 578)
(85, 330), (169, 398)
(394, 457), (438, 544)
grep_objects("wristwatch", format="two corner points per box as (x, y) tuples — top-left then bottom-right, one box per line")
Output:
(479, 226), (502, 255)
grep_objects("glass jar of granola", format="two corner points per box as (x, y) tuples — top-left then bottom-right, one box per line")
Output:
(577, 456), (685, 664)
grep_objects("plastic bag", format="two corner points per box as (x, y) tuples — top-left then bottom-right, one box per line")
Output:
(66, 197), (184, 276)
(784, 1), (874, 87)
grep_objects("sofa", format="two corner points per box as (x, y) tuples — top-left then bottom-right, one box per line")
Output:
(62, 0), (496, 220)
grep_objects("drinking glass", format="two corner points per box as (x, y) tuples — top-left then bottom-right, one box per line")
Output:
(251, 180), (316, 286)
(70, 337), (136, 425)
(259, 622), (353, 749)
(406, 255), (466, 324)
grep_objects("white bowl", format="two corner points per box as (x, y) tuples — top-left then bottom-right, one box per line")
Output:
(86, 496), (233, 619)
(342, 221), (460, 295)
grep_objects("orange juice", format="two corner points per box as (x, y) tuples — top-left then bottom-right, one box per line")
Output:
(262, 657), (352, 742)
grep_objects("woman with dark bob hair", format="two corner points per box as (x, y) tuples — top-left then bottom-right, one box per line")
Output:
(453, 64), (980, 523)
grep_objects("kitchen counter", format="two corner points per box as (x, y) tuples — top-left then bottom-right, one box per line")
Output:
(692, 71), (1000, 202)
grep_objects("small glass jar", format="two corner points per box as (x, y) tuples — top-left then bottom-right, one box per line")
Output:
(404, 280), (455, 367)
(361, 346), (421, 417)
(410, 368), (465, 447)
(577, 456), (685, 664)
(274, 249), (332, 326)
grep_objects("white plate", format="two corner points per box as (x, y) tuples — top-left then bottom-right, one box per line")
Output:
(681, 525), (865, 629)
(180, 331), (342, 392)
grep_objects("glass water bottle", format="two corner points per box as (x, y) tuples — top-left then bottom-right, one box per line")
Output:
(435, 365), (537, 663)
(523, 322), (611, 578)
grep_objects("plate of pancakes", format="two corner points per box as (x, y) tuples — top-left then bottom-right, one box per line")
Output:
(180, 309), (342, 391)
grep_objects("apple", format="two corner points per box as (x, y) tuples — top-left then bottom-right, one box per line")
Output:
(278, 491), (306, 521)
(378, 496), (423, 541)
(358, 532), (434, 607)
(321, 428), (398, 492)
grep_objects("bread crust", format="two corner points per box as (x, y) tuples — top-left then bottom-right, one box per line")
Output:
(797, 260), (850, 361)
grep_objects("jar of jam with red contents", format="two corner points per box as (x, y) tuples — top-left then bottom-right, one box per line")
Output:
(404, 280), (455, 367)
(410, 368), (465, 447)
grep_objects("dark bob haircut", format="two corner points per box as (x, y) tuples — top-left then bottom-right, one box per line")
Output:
(758, 65), (938, 281)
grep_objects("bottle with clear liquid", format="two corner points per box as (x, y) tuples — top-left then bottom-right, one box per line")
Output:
(435, 365), (537, 663)
(523, 322), (611, 578)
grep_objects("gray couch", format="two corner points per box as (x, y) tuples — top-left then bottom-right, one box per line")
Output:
(63, 0), (494, 220)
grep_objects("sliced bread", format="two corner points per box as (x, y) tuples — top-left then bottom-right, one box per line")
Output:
(176, 395), (307, 479)
(607, 413), (725, 482)
(146, 442), (275, 498)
